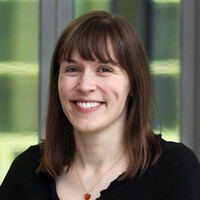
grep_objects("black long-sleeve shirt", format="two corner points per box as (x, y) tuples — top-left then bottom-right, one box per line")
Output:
(0, 138), (200, 200)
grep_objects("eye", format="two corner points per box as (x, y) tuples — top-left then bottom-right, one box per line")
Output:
(65, 66), (81, 73)
(98, 67), (112, 73)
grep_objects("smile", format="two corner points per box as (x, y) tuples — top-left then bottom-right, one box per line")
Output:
(76, 102), (102, 108)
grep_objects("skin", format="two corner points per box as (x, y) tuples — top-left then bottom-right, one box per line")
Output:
(56, 45), (130, 200)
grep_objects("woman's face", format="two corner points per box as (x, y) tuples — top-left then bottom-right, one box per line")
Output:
(58, 46), (130, 134)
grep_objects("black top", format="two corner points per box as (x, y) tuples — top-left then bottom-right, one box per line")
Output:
(0, 138), (200, 200)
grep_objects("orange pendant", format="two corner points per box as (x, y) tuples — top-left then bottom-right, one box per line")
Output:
(84, 193), (91, 200)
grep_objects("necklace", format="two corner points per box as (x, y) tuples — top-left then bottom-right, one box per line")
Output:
(75, 151), (125, 200)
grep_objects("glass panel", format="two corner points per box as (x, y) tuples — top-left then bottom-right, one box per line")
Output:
(0, 0), (39, 183)
(74, 0), (181, 142)
(74, 0), (111, 17)
(150, 0), (181, 142)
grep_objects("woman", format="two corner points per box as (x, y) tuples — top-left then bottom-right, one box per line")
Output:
(0, 11), (200, 200)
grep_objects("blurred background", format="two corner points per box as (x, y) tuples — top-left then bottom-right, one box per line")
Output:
(0, 0), (199, 184)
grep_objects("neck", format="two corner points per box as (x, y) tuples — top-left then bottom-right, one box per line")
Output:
(73, 124), (126, 172)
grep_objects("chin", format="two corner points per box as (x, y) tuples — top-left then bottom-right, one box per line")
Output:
(73, 123), (102, 134)
(74, 127), (98, 134)
(71, 117), (99, 132)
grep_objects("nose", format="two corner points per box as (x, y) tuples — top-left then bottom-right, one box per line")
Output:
(77, 71), (96, 94)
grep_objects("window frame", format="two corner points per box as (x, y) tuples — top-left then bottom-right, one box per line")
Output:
(181, 0), (200, 159)
(39, 0), (73, 139)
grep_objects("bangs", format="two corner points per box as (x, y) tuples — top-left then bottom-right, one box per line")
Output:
(60, 19), (121, 65)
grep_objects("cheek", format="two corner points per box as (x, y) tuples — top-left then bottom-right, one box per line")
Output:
(58, 84), (68, 98)
(105, 78), (130, 100)
(58, 77), (72, 98)
(58, 78), (73, 115)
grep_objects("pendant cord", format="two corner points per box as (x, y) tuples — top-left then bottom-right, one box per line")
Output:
(75, 151), (126, 195)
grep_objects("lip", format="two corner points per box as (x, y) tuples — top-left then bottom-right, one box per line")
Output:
(72, 99), (102, 102)
(71, 99), (105, 113)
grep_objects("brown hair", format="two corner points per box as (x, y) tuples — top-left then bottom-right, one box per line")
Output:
(37, 10), (161, 179)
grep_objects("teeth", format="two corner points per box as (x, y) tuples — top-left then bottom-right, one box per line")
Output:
(76, 102), (101, 108)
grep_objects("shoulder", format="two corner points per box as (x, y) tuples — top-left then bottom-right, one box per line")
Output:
(0, 144), (52, 200)
(11, 144), (43, 172)
(154, 139), (200, 200)
(158, 139), (200, 169)
(1, 144), (43, 183)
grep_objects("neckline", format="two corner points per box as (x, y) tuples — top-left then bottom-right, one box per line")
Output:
(96, 172), (125, 199)
(50, 172), (125, 200)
